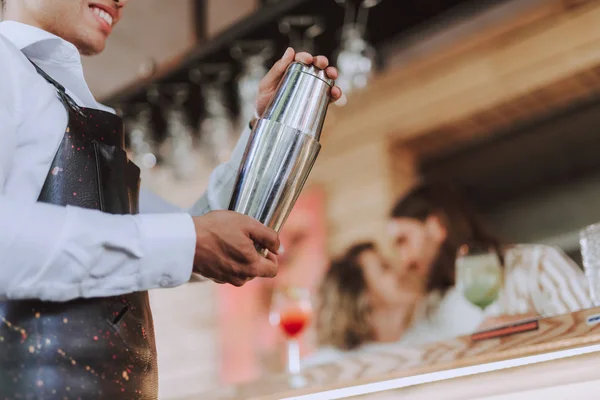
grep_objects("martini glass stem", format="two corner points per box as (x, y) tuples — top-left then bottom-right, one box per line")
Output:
(287, 338), (301, 375)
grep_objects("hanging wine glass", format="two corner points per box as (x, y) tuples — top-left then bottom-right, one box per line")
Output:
(335, 25), (376, 95)
(332, 0), (380, 100)
(125, 103), (158, 171)
(162, 84), (198, 181)
(190, 64), (235, 168)
(278, 15), (325, 55)
(231, 40), (274, 131)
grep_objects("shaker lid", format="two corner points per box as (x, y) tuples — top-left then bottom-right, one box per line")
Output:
(288, 62), (334, 87)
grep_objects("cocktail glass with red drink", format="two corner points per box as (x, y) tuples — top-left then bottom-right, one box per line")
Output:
(269, 287), (312, 376)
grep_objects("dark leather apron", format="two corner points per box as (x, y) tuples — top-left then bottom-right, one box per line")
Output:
(0, 62), (158, 399)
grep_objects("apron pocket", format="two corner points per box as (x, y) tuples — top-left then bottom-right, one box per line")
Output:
(106, 294), (156, 373)
(94, 141), (140, 215)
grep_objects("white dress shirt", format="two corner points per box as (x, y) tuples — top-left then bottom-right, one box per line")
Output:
(0, 21), (250, 302)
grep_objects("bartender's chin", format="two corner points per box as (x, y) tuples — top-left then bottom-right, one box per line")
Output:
(66, 28), (108, 56)
(76, 39), (106, 56)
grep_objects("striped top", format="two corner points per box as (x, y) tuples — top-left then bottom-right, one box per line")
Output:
(497, 244), (591, 316)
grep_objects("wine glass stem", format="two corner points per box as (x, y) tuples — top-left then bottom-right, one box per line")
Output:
(287, 339), (301, 375)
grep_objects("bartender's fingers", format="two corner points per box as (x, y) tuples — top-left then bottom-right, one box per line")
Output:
(313, 55), (329, 70)
(260, 47), (295, 91)
(253, 253), (279, 278)
(229, 276), (251, 287)
(266, 250), (279, 264)
(325, 66), (338, 80)
(246, 220), (280, 256)
(323, 66), (342, 101)
(330, 86), (342, 101)
(295, 52), (313, 64)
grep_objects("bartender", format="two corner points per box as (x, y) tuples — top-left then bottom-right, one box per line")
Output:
(0, 0), (342, 398)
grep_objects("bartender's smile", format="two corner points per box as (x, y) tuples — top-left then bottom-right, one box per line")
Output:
(88, 2), (119, 34)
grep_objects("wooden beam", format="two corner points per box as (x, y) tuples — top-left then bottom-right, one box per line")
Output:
(308, 137), (398, 255)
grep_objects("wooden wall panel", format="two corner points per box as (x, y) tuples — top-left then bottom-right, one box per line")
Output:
(309, 136), (405, 256)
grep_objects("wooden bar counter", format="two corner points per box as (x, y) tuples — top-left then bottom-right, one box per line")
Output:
(184, 307), (600, 399)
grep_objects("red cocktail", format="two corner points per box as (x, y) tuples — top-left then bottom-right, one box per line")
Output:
(270, 287), (312, 376)
(279, 307), (311, 338)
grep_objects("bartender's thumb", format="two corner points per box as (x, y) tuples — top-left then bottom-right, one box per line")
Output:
(260, 47), (295, 89)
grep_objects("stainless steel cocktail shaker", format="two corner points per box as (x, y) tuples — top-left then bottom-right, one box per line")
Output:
(228, 61), (333, 255)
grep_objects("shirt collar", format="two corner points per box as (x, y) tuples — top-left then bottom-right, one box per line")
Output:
(0, 21), (81, 64)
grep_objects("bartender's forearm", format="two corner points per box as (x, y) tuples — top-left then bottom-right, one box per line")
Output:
(0, 196), (195, 302)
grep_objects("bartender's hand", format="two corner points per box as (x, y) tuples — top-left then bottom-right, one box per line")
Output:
(254, 48), (343, 119)
(192, 211), (280, 286)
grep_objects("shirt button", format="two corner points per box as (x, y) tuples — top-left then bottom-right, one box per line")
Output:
(159, 275), (172, 288)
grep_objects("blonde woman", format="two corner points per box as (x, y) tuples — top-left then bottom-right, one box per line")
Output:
(303, 242), (422, 367)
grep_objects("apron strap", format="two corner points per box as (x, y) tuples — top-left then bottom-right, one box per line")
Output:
(27, 59), (86, 118)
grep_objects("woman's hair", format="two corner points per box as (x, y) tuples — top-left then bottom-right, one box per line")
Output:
(390, 179), (502, 295)
(316, 242), (376, 351)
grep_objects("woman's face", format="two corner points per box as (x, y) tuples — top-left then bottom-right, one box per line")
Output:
(387, 216), (447, 295)
(358, 249), (420, 306)
(359, 250), (394, 305)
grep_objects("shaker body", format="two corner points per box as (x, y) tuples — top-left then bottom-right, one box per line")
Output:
(228, 62), (332, 255)
(229, 119), (321, 232)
